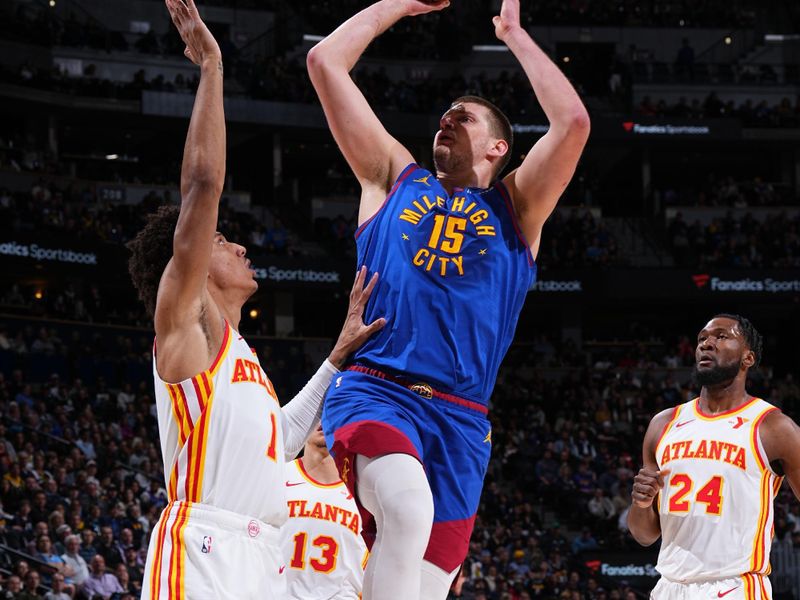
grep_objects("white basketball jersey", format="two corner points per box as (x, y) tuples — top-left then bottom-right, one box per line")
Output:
(655, 397), (783, 583)
(153, 322), (288, 525)
(280, 458), (367, 600)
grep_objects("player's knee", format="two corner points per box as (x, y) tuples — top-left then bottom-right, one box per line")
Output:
(380, 486), (434, 533)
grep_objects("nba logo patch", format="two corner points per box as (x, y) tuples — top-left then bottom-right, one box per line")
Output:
(201, 536), (212, 554)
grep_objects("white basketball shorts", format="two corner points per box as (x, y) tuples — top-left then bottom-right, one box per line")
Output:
(141, 501), (286, 600)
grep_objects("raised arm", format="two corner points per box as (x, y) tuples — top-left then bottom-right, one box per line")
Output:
(495, 0), (590, 258)
(154, 0), (226, 381)
(306, 0), (447, 223)
(627, 408), (674, 546)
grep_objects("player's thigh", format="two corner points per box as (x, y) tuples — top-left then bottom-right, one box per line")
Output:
(423, 404), (491, 519)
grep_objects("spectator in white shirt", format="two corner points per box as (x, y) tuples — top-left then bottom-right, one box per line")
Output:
(61, 534), (89, 587)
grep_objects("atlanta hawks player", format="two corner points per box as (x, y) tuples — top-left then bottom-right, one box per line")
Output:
(629, 314), (800, 600)
(128, 2), (383, 598)
(282, 427), (368, 599)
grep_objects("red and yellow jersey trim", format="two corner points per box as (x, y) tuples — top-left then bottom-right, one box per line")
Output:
(654, 406), (681, 466)
(750, 406), (778, 473)
(167, 502), (191, 600)
(160, 323), (232, 503)
(692, 396), (760, 421)
(747, 404), (780, 574)
(741, 572), (769, 600)
(297, 458), (344, 489)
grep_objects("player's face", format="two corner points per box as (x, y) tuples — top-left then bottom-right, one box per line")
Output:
(693, 317), (748, 385)
(307, 426), (329, 456)
(209, 232), (258, 296)
(433, 102), (495, 173)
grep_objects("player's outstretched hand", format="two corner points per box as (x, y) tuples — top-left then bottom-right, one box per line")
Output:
(399, 0), (451, 18)
(631, 467), (670, 508)
(328, 267), (386, 369)
(493, 0), (522, 42)
(165, 0), (221, 66)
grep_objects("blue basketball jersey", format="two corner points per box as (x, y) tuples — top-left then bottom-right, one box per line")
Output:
(352, 163), (537, 406)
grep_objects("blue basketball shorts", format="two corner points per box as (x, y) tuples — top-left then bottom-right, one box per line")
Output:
(321, 368), (492, 572)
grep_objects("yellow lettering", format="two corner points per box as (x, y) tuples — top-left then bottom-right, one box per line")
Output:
(399, 209), (422, 225)
(413, 248), (429, 266)
(464, 201), (477, 215)
(438, 256), (449, 276)
(476, 225), (496, 237)
(422, 195), (436, 210)
(425, 252), (437, 272)
(469, 209), (488, 225)
(436, 196), (446, 207)
(452, 255), (464, 276)
(451, 197), (465, 212)
(412, 200), (428, 214)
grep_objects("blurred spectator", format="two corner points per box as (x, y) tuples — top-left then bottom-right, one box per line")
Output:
(62, 534), (90, 587)
(82, 555), (123, 599)
(43, 573), (70, 600)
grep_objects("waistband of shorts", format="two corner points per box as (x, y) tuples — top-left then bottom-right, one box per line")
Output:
(347, 364), (488, 415)
(161, 501), (279, 543)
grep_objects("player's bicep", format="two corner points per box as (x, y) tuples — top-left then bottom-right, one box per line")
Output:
(763, 413), (800, 500)
(503, 124), (589, 254)
(307, 59), (412, 191)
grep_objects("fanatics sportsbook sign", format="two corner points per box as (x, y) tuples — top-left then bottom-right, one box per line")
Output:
(583, 549), (660, 589)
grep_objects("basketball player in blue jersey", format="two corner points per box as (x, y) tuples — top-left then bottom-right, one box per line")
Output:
(306, 1), (590, 598)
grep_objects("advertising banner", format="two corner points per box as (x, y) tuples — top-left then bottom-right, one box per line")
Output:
(1, 235), (797, 298)
(512, 117), (742, 142)
(582, 549), (660, 590)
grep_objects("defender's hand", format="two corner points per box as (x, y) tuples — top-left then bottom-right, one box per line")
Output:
(165, 0), (222, 66)
(632, 467), (670, 508)
(399, 0), (451, 18)
(493, 0), (523, 42)
(328, 267), (386, 369)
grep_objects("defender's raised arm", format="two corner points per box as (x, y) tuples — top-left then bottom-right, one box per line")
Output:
(155, 0), (227, 381)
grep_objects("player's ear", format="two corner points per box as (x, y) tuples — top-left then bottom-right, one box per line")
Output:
(488, 138), (508, 159)
(742, 349), (755, 369)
